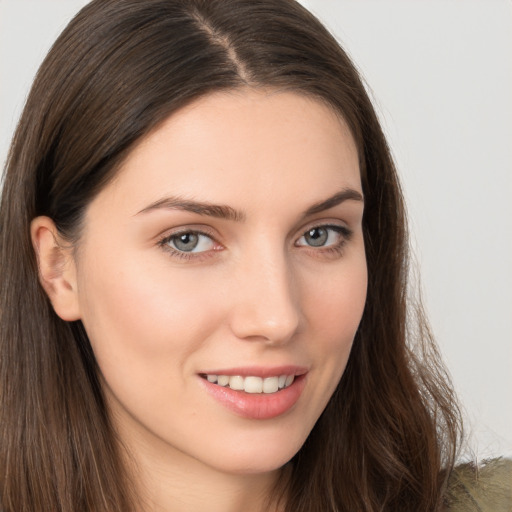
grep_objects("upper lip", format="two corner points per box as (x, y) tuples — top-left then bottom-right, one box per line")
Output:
(198, 365), (309, 378)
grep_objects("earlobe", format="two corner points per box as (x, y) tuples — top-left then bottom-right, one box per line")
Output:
(30, 216), (81, 321)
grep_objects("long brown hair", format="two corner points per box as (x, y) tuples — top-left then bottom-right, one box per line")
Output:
(0, 1), (462, 510)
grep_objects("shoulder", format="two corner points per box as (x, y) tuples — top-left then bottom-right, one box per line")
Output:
(444, 458), (512, 512)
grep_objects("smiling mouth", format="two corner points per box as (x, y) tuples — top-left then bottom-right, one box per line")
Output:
(199, 374), (295, 394)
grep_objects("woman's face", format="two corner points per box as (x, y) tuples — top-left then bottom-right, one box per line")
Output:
(72, 89), (367, 475)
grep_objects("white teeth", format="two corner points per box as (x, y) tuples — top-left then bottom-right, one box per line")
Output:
(229, 375), (244, 391)
(217, 375), (230, 387)
(263, 376), (279, 393)
(204, 373), (296, 393)
(244, 376), (263, 393)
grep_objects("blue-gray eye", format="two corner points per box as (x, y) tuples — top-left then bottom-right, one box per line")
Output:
(304, 227), (328, 247)
(167, 232), (215, 253)
(296, 226), (346, 248)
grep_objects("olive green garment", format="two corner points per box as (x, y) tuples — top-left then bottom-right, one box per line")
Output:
(444, 458), (512, 512)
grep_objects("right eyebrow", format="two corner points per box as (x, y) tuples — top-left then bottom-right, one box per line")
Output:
(135, 196), (246, 222)
(303, 188), (364, 217)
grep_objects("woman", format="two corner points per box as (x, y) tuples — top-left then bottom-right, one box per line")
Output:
(0, 0), (508, 511)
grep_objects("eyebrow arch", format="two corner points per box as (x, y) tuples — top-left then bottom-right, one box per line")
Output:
(136, 188), (363, 222)
(136, 196), (246, 222)
(303, 188), (364, 216)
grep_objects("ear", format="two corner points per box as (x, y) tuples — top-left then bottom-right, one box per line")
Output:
(30, 216), (81, 321)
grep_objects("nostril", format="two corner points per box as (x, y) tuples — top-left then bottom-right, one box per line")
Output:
(229, 308), (300, 345)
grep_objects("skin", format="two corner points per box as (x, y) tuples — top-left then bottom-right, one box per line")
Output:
(32, 89), (367, 512)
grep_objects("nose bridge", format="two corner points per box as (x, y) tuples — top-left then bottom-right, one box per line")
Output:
(229, 241), (300, 344)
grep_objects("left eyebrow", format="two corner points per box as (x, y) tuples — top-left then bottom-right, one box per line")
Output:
(136, 196), (246, 222)
(303, 188), (364, 216)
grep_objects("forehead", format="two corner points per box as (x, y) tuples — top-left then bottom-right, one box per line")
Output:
(91, 89), (361, 218)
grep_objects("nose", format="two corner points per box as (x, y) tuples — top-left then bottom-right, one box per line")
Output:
(228, 249), (301, 345)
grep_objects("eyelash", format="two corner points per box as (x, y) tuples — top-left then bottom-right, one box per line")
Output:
(158, 228), (219, 261)
(296, 224), (353, 258)
(157, 224), (353, 261)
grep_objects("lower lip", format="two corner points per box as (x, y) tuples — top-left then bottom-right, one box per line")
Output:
(200, 375), (306, 420)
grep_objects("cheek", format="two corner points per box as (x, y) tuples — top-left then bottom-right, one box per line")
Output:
(76, 253), (224, 388)
(299, 254), (367, 403)
(304, 257), (367, 344)
(75, 255), (234, 447)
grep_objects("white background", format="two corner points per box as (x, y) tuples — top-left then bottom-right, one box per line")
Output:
(1, 0), (510, 460)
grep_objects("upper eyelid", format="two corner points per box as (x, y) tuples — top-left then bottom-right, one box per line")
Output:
(158, 225), (219, 243)
(295, 224), (351, 244)
(299, 224), (350, 235)
(159, 221), (348, 235)
(295, 219), (352, 237)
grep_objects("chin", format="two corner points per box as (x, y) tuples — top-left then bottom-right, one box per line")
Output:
(201, 427), (308, 476)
